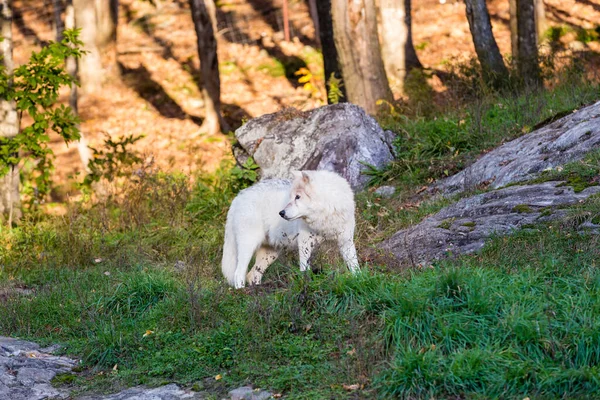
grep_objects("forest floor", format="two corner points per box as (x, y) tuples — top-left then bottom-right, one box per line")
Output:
(10, 0), (600, 193)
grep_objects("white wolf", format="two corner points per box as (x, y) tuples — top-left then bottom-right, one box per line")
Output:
(221, 170), (360, 288)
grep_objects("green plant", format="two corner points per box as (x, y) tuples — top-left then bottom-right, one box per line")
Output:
(0, 29), (82, 202)
(230, 157), (259, 191)
(326, 73), (344, 104)
(84, 134), (144, 186)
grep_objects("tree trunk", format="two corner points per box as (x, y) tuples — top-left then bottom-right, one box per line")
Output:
(535, 0), (547, 42)
(94, 0), (117, 47)
(189, 0), (224, 135)
(378, 0), (422, 91)
(464, 0), (509, 88)
(66, 0), (91, 170)
(509, 0), (517, 63)
(0, 0), (21, 225)
(316, 0), (346, 103)
(95, 0), (119, 78)
(511, 0), (546, 64)
(307, 0), (319, 46)
(331, 0), (392, 114)
(53, 0), (65, 42)
(517, 0), (542, 87)
(74, 0), (103, 93)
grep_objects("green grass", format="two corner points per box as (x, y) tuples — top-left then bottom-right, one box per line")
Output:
(1, 55), (600, 399)
(1, 173), (600, 398)
(529, 149), (600, 193)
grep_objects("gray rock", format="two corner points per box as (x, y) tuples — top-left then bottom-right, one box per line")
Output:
(77, 383), (204, 399)
(434, 101), (600, 196)
(0, 337), (74, 400)
(374, 185), (396, 198)
(39, 344), (62, 355)
(234, 103), (395, 191)
(228, 386), (272, 400)
(0, 337), (40, 356)
(0, 337), (274, 400)
(16, 367), (57, 386)
(379, 182), (600, 267)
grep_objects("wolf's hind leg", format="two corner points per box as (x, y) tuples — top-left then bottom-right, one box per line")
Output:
(247, 246), (280, 286)
(233, 232), (263, 289)
(338, 235), (360, 273)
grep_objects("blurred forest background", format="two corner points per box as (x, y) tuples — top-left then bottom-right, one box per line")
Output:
(5, 0), (600, 203)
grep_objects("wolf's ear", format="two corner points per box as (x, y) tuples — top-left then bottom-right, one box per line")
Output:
(301, 171), (310, 184)
(292, 171), (311, 184)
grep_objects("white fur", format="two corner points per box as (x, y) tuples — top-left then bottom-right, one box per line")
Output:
(221, 170), (360, 288)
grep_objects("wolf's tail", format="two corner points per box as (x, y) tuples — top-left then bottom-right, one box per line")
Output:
(221, 217), (237, 287)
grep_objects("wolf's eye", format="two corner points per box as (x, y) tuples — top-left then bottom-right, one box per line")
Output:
(295, 195), (301, 200)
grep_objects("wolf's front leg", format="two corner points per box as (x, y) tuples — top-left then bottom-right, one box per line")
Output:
(338, 234), (360, 273)
(298, 229), (324, 272)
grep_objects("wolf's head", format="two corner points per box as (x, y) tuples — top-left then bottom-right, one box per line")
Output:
(279, 171), (312, 221)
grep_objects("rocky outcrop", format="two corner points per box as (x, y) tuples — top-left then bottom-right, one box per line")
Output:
(379, 182), (600, 267)
(77, 384), (205, 400)
(234, 103), (395, 191)
(434, 101), (600, 196)
(0, 337), (76, 400)
(0, 336), (274, 400)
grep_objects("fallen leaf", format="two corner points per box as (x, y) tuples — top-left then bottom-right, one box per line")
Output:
(112, 364), (118, 372)
(143, 330), (154, 338)
(346, 348), (356, 356)
(215, 374), (222, 380)
(343, 383), (360, 391)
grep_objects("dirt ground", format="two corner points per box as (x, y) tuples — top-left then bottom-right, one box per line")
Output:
(10, 0), (600, 190)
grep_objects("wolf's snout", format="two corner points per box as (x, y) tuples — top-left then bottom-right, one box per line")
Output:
(279, 210), (286, 218)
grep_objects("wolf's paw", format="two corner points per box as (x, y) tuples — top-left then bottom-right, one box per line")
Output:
(246, 272), (263, 286)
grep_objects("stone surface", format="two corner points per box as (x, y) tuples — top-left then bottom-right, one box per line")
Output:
(0, 336), (274, 400)
(228, 386), (273, 400)
(77, 383), (205, 400)
(434, 101), (600, 196)
(234, 103), (395, 191)
(379, 182), (600, 267)
(374, 185), (396, 198)
(0, 337), (74, 400)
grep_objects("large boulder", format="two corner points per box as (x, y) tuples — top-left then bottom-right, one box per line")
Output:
(234, 103), (395, 191)
(434, 101), (600, 196)
(378, 182), (600, 267)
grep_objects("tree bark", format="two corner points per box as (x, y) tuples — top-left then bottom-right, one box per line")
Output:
(517, 0), (542, 87)
(94, 0), (119, 78)
(0, 0), (21, 224)
(315, 0), (346, 103)
(378, 0), (422, 90)
(189, 0), (225, 135)
(74, 0), (103, 93)
(331, 0), (392, 114)
(53, 0), (65, 42)
(510, 0), (546, 65)
(307, 0), (319, 46)
(94, 0), (117, 47)
(535, 0), (547, 42)
(66, 0), (91, 170)
(464, 0), (509, 88)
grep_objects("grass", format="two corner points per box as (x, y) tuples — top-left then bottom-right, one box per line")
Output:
(1, 55), (600, 398)
(374, 61), (600, 188)
(1, 195), (600, 398)
(529, 149), (600, 193)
